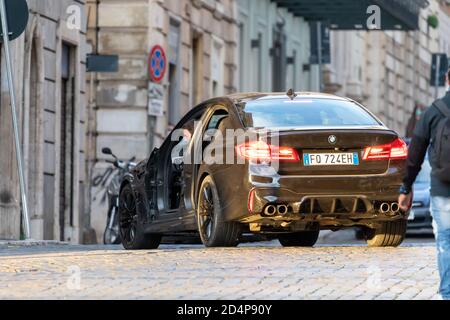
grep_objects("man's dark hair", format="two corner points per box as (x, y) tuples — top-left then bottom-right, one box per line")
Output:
(448, 68), (450, 81)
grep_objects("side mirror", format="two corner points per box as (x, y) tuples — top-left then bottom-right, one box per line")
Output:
(102, 147), (113, 155)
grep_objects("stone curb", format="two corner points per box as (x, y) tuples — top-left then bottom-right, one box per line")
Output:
(0, 240), (69, 247)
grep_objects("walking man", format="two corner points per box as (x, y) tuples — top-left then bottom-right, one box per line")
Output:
(399, 69), (450, 300)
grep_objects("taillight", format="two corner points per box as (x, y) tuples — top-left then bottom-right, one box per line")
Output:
(248, 189), (255, 213)
(390, 138), (409, 159)
(236, 141), (300, 162)
(363, 138), (408, 161)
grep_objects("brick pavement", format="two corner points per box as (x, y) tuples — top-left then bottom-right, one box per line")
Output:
(0, 240), (441, 300)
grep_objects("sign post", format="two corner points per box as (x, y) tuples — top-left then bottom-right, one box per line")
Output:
(430, 53), (449, 99)
(317, 21), (322, 92)
(0, 0), (30, 239)
(435, 54), (441, 99)
(310, 21), (330, 92)
(148, 45), (167, 150)
(149, 45), (167, 83)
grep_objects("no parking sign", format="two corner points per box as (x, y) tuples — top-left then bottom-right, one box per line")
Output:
(149, 45), (167, 83)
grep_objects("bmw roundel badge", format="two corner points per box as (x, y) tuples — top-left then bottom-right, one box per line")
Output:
(328, 135), (337, 145)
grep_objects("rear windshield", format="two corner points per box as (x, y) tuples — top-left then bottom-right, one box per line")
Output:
(238, 98), (380, 129)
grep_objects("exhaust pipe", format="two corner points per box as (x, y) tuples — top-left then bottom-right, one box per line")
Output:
(264, 205), (277, 216)
(391, 202), (400, 214)
(379, 203), (390, 214)
(277, 205), (288, 216)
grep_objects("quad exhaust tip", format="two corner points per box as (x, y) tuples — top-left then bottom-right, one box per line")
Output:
(264, 204), (289, 216)
(391, 202), (400, 214)
(264, 205), (277, 216)
(277, 205), (288, 215)
(264, 202), (401, 216)
(379, 202), (400, 215)
(380, 203), (391, 214)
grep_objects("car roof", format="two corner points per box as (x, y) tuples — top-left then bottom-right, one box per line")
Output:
(224, 92), (350, 104)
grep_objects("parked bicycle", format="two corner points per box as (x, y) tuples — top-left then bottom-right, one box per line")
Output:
(94, 147), (136, 245)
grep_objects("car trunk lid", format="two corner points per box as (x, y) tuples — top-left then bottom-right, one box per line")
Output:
(260, 128), (398, 176)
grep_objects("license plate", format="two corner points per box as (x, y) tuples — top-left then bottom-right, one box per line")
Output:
(303, 153), (359, 166)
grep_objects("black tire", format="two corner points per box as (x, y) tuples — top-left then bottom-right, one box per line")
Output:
(196, 176), (241, 247)
(365, 220), (407, 247)
(278, 230), (320, 247)
(119, 184), (161, 250)
(103, 206), (121, 245)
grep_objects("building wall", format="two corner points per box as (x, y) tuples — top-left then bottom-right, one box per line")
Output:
(150, 0), (238, 145)
(0, 0), (87, 242)
(438, 1), (450, 97)
(325, 0), (443, 135)
(324, 31), (366, 100)
(236, 0), (315, 93)
(87, 0), (238, 243)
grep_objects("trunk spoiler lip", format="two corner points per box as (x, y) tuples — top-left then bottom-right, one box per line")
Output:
(248, 125), (395, 134)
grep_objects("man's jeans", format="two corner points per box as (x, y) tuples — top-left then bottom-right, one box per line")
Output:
(431, 196), (450, 299)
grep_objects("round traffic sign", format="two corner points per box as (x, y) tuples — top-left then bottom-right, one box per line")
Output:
(149, 45), (167, 83)
(0, 0), (29, 42)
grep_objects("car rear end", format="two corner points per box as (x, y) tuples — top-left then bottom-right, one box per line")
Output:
(233, 94), (408, 234)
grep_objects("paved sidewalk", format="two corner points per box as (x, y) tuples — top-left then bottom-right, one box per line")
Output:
(0, 240), (441, 300)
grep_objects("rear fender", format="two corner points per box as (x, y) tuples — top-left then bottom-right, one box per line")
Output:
(195, 166), (249, 222)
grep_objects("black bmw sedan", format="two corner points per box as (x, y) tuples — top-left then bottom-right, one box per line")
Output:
(118, 92), (409, 249)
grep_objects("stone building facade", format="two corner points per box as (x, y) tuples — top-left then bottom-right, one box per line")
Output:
(325, 0), (448, 135)
(86, 0), (239, 243)
(0, 0), (88, 242)
(236, 0), (318, 93)
(438, 0), (450, 97)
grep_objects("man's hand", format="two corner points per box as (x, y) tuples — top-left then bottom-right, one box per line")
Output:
(398, 193), (413, 212)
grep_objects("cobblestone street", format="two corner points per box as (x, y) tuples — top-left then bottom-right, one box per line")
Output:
(0, 233), (441, 300)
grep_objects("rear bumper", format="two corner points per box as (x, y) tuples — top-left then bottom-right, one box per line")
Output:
(218, 163), (406, 227)
(252, 173), (402, 195)
(236, 181), (407, 229)
(248, 185), (403, 211)
(248, 170), (402, 213)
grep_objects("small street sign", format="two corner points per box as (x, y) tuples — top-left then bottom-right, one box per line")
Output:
(149, 45), (167, 83)
(87, 54), (119, 73)
(148, 82), (164, 117)
(430, 53), (449, 87)
(0, 0), (28, 42)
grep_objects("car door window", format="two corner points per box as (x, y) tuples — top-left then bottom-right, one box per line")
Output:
(207, 114), (228, 131)
(203, 109), (228, 142)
